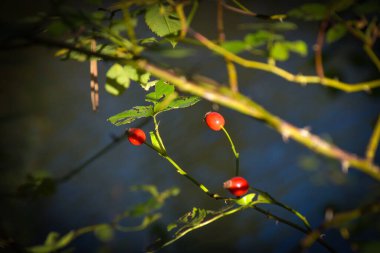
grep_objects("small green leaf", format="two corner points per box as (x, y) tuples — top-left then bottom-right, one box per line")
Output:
(285, 40), (308, 56)
(244, 30), (283, 48)
(145, 3), (181, 37)
(124, 65), (139, 81)
(94, 224), (114, 242)
(108, 105), (154, 126)
(150, 131), (166, 153)
(236, 193), (256, 206)
(270, 42), (289, 61)
(326, 23), (347, 43)
(141, 80), (158, 91)
(221, 41), (246, 54)
(256, 193), (272, 204)
(167, 223), (177, 232)
(164, 96), (201, 112)
(105, 64), (130, 96)
(145, 80), (175, 104)
(288, 3), (328, 21)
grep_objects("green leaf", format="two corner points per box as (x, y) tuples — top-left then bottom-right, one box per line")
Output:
(288, 3), (328, 21)
(105, 64), (152, 95)
(326, 23), (347, 43)
(150, 131), (166, 154)
(164, 96), (201, 112)
(239, 22), (297, 31)
(284, 40), (308, 56)
(105, 64), (130, 96)
(270, 42), (289, 61)
(108, 105), (154, 126)
(94, 224), (114, 242)
(244, 30), (283, 48)
(141, 80), (158, 91)
(145, 80), (175, 104)
(29, 231), (75, 253)
(145, 3), (181, 37)
(221, 41), (246, 54)
(236, 193), (256, 206)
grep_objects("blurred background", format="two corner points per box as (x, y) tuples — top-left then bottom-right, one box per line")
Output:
(0, 0), (379, 252)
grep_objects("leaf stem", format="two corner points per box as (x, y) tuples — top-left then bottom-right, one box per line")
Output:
(366, 115), (380, 162)
(221, 126), (240, 176)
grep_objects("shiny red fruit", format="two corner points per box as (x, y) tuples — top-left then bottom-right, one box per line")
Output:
(204, 112), (225, 131)
(127, 128), (146, 146)
(223, 177), (249, 197)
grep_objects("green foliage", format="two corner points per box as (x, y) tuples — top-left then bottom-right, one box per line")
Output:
(94, 224), (114, 242)
(16, 175), (56, 198)
(105, 63), (152, 96)
(28, 185), (179, 253)
(145, 3), (181, 38)
(270, 40), (307, 61)
(239, 22), (298, 31)
(326, 23), (347, 43)
(29, 231), (75, 253)
(288, 3), (328, 21)
(108, 80), (200, 125)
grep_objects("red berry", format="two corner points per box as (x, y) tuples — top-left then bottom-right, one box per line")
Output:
(127, 128), (146, 146)
(204, 112), (225, 131)
(223, 177), (249, 197)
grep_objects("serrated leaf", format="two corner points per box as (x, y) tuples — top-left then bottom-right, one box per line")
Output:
(145, 80), (175, 103)
(270, 42), (289, 61)
(326, 23), (347, 43)
(94, 224), (114, 242)
(105, 64), (130, 96)
(145, 3), (181, 37)
(164, 96), (201, 112)
(288, 3), (328, 21)
(221, 41), (246, 54)
(108, 105), (154, 126)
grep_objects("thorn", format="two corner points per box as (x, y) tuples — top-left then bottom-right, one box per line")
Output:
(300, 127), (311, 137)
(341, 160), (350, 174)
(281, 129), (291, 142)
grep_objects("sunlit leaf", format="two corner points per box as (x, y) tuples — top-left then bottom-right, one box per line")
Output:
(108, 105), (154, 126)
(221, 41), (246, 54)
(150, 131), (166, 154)
(326, 23), (347, 43)
(236, 193), (256, 206)
(145, 80), (175, 103)
(270, 42), (289, 61)
(145, 3), (181, 37)
(244, 30), (283, 48)
(285, 40), (308, 56)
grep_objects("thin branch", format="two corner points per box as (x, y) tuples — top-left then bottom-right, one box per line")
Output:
(217, 0), (239, 92)
(90, 39), (99, 111)
(366, 115), (380, 162)
(190, 30), (380, 92)
(300, 202), (380, 251)
(16, 36), (380, 180)
(175, 3), (188, 40)
(253, 206), (336, 253)
(136, 59), (380, 181)
(315, 20), (328, 78)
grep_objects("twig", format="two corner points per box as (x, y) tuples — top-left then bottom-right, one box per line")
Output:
(175, 3), (188, 40)
(90, 39), (99, 111)
(136, 59), (380, 181)
(217, 0), (239, 92)
(366, 115), (380, 162)
(253, 206), (336, 253)
(300, 202), (380, 251)
(190, 30), (380, 92)
(315, 20), (328, 78)
(57, 118), (150, 183)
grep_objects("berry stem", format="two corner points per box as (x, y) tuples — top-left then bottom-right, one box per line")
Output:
(144, 116), (229, 200)
(221, 126), (240, 176)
